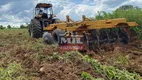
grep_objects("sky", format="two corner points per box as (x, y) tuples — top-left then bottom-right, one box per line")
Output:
(0, 0), (142, 27)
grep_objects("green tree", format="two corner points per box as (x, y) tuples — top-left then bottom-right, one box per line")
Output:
(20, 24), (25, 29)
(0, 25), (4, 29)
(95, 5), (142, 27)
(117, 5), (134, 10)
(20, 24), (28, 29)
(7, 25), (11, 29)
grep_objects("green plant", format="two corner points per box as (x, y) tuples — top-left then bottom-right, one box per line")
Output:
(33, 43), (44, 50)
(62, 52), (141, 80)
(81, 72), (104, 80)
(133, 27), (142, 39)
(117, 55), (129, 65)
(51, 52), (62, 60)
(83, 55), (141, 80)
(0, 62), (28, 80)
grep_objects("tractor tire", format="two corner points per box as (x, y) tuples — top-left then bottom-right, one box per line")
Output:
(43, 32), (54, 44)
(28, 24), (32, 35)
(30, 19), (43, 38)
(53, 29), (65, 44)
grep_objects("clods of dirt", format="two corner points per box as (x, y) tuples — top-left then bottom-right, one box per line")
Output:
(93, 40), (142, 76)
(39, 53), (104, 80)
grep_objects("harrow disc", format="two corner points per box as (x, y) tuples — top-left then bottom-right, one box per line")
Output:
(117, 28), (130, 44)
(99, 29), (108, 44)
(104, 29), (118, 43)
(87, 28), (130, 50)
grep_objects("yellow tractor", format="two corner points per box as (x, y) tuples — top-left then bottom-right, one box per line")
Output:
(28, 3), (138, 49)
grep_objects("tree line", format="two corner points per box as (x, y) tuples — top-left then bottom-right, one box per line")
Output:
(0, 24), (28, 29)
(94, 5), (142, 27)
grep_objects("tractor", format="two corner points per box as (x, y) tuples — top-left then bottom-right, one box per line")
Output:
(28, 3), (138, 50)
(28, 3), (54, 38)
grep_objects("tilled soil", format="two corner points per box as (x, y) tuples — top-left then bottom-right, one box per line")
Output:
(39, 56), (104, 80)
(91, 40), (142, 76)
(39, 40), (142, 80)
(0, 29), (142, 79)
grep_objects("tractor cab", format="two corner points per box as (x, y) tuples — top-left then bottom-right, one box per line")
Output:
(34, 3), (54, 20)
(33, 3), (56, 29)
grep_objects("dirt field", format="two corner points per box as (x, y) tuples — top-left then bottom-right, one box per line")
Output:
(0, 29), (142, 80)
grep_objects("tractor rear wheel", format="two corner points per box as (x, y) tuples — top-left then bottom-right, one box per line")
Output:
(29, 19), (43, 38)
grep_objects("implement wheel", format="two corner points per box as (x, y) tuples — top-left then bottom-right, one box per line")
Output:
(43, 32), (54, 44)
(53, 29), (65, 44)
